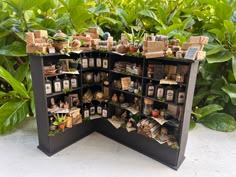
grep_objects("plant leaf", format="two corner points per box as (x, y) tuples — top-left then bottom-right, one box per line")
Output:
(189, 119), (196, 130)
(232, 55), (236, 80)
(206, 44), (224, 56)
(14, 62), (29, 82)
(199, 112), (236, 132)
(0, 99), (29, 134)
(222, 84), (236, 105)
(215, 2), (233, 21)
(206, 50), (233, 63)
(0, 66), (29, 98)
(138, 9), (158, 22)
(195, 104), (223, 121)
(0, 42), (26, 57)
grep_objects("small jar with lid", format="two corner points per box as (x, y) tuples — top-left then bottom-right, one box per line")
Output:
(143, 98), (154, 116)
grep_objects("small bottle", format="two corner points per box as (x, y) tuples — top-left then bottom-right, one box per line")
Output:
(177, 86), (185, 104)
(53, 76), (62, 93)
(45, 78), (52, 94)
(119, 93), (125, 103)
(103, 73), (109, 98)
(102, 104), (108, 118)
(134, 80), (139, 94)
(156, 84), (165, 100)
(83, 105), (90, 119)
(62, 74), (70, 90)
(90, 103), (95, 115)
(82, 54), (88, 68)
(146, 80), (155, 97)
(96, 53), (102, 68)
(165, 85), (175, 102)
(70, 75), (78, 88)
(97, 102), (102, 115)
(88, 53), (95, 68)
(102, 54), (109, 69)
(128, 81), (134, 93)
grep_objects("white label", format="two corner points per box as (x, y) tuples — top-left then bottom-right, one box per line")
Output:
(63, 80), (70, 90)
(97, 106), (102, 114)
(89, 58), (94, 67)
(103, 59), (108, 68)
(90, 107), (95, 115)
(148, 86), (154, 96)
(166, 89), (174, 101)
(82, 59), (88, 68)
(71, 78), (77, 88)
(102, 109), (107, 117)
(178, 92), (185, 103)
(157, 88), (164, 98)
(96, 58), (102, 67)
(54, 82), (61, 92)
(45, 83), (52, 94)
(84, 110), (89, 118)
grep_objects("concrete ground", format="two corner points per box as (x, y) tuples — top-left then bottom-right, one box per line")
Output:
(0, 117), (235, 177)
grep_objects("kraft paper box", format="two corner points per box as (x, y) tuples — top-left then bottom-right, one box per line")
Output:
(181, 42), (191, 50)
(196, 51), (206, 60)
(190, 36), (209, 44)
(26, 32), (35, 46)
(88, 27), (99, 34)
(26, 46), (47, 53)
(147, 41), (165, 50)
(34, 30), (48, 38)
(145, 51), (164, 59)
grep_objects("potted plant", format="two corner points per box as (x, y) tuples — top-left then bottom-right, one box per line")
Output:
(50, 30), (69, 52)
(124, 27), (145, 53)
(53, 113), (67, 131)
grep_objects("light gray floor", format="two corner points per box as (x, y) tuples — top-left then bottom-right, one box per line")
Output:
(0, 117), (235, 177)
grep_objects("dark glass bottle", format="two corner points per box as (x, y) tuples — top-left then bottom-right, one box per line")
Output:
(102, 103), (108, 118)
(88, 53), (95, 68)
(176, 86), (185, 104)
(96, 53), (102, 68)
(70, 75), (78, 88)
(102, 54), (109, 69)
(90, 103), (95, 115)
(103, 73), (109, 98)
(165, 85), (175, 102)
(156, 84), (165, 100)
(53, 76), (62, 93)
(83, 105), (90, 119)
(45, 77), (52, 94)
(97, 101), (102, 115)
(82, 54), (88, 69)
(62, 74), (70, 90)
(146, 80), (155, 97)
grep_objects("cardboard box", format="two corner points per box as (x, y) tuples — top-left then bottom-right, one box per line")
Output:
(196, 51), (206, 60)
(190, 36), (209, 44)
(34, 30), (48, 38)
(26, 46), (47, 53)
(144, 51), (164, 59)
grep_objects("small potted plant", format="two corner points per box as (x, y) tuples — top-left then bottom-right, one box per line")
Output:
(53, 113), (67, 131)
(51, 30), (69, 52)
(124, 27), (145, 53)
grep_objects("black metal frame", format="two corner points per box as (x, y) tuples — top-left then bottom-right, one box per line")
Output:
(29, 51), (198, 170)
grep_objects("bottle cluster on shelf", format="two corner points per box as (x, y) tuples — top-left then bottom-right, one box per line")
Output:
(45, 74), (79, 95)
(113, 61), (142, 76)
(83, 100), (108, 120)
(145, 80), (186, 104)
(81, 53), (109, 69)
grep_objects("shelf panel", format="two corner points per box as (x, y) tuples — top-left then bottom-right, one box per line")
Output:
(109, 102), (140, 115)
(143, 77), (187, 86)
(143, 96), (179, 106)
(82, 67), (109, 72)
(110, 70), (143, 79)
(141, 114), (180, 128)
(112, 87), (142, 97)
(82, 83), (102, 88)
(46, 87), (81, 98)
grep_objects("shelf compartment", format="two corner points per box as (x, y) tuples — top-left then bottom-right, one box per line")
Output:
(46, 87), (81, 98)
(109, 102), (140, 115)
(112, 87), (142, 97)
(110, 70), (143, 79)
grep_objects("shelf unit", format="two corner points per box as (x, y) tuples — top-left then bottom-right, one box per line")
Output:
(29, 51), (199, 170)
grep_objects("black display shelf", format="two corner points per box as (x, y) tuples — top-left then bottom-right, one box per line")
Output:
(112, 87), (142, 97)
(142, 77), (187, 86)
(29, 51), (199, 170)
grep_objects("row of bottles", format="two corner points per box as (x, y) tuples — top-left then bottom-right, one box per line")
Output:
(83, 101), (108, 119)
(146, 80), (185, 104)
(81, 53), (109, 69)
(45, 75), (78, 95)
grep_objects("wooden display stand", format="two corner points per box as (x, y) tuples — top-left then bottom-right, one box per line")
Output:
(29, 51), (199, 170)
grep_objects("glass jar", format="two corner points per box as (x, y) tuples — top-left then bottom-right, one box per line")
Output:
(143, 98), (154, 116)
